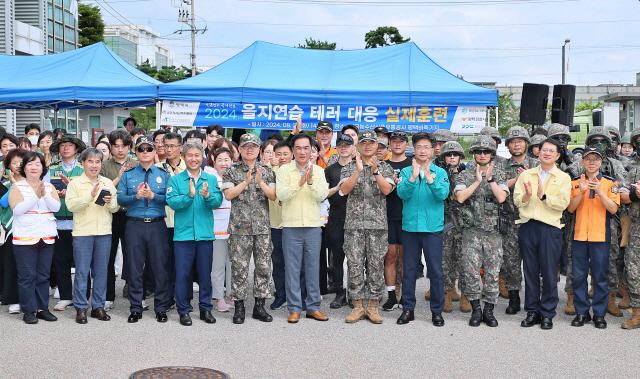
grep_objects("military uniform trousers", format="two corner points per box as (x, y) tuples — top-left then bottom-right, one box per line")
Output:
(401, 231), (444, 312)
(519, 220), (563, 319)
(625, 221), (640, 308)
(442, 225), (464, 291)
(344, 229), (386, 301)
(228, 233), (272, 300)
(607, 217), (622, 292)
(125, 219), (172, 314)
(460, 228), (503, 304)
(502, 222), (523, 291)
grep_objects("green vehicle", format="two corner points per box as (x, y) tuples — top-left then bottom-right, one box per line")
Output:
(568, 109), (593, 154)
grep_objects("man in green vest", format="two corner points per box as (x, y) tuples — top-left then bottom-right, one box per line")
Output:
(48, 135), (86, 311)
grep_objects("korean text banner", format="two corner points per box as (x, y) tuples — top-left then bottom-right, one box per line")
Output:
(160, 101), (487, 134)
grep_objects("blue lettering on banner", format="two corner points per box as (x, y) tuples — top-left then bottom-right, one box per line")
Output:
(193, 102), (460, 132)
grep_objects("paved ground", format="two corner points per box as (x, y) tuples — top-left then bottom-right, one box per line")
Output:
(0, 275), (639, 379)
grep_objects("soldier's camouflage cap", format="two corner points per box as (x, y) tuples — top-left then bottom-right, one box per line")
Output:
(469, 135), (497, 153)
(239, 133), (261, 147)
(359, 130), (377, 143)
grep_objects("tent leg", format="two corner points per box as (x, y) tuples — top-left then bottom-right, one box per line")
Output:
(495, 106), (499, 130)
(155, 101), (161, 131)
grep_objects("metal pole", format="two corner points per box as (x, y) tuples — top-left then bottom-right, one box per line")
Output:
(190, 0), (196, 76)
(561, 44), (565, 85)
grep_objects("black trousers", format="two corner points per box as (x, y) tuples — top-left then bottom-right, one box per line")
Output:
(107, 211), (127, 302)
(326, 218), (346, 292)
(125, 219), (171, 313)
(53, 229), (74, 301)
(0, 237), (19, 304)
(519, 220), (563, 319)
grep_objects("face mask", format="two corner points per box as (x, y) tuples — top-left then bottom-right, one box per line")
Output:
(588, 140), (609, 156)
(27, 135), (39, 145)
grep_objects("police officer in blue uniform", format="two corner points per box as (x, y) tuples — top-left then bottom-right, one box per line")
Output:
(117, 137), (172, 323)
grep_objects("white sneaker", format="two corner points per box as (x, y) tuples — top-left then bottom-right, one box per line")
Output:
(193, 283), (200, 293)
(8, 304), (20, 314)
(104, 301), (113, 311)
(53, 300), (72, 311)
(53, 288), (60, 299)
(142, 300), (149, 311)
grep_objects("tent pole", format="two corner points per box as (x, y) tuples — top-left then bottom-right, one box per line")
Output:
(54, 108), (58, 132)
(156, 101), (161, 130)
(495, 106), (499, 130)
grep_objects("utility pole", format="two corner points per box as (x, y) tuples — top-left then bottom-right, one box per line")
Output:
(176, 0), (207, 76)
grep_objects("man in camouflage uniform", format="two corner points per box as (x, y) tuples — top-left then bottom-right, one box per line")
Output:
(454, 135), (509, 327)
(500, 126), (538, 315)
(222, 134), (277, 324)
(528, 134), (546, 159)
(573, 126), (627, 317)
(546, 123), (581, 315)
(340, 130), (395, 324)
(480, 126), (507, 166)
(433, 129), (455, 161)
(440, 141), (469, 313)
(621, 129), (640, 329)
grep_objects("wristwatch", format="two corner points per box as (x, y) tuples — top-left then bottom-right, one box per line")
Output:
(486, 177), (495, 183)
(540, 194), (547, 201)
(372, 171), (380, 176)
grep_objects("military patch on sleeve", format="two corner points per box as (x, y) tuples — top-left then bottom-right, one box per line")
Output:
(166, 187), (173, 194)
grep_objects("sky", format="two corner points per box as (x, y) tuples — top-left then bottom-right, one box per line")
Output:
(85, 0), (640, 86)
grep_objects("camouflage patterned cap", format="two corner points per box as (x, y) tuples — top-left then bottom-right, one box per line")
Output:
(605, 125), (621, 143)
(480, 126), (501, 143)
(432, 129), (454, 143)
(586, 126), (611, 146)
(530, 134), (547, 146)
(621, 133), (632, 145)
(440, 141), (465, 159)
(359, 130), (377, 143)
(547, 123), (570, 139)
(505, 126), (530, 144)
(469, 135), (497, 154)
(239, 133), (261, 147)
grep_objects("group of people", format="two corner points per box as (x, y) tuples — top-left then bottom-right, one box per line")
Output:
(0, 117), (639, 331)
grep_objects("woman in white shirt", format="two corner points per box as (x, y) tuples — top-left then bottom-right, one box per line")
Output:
(9, 151), (61, 324)
(205, 147), (234, 312)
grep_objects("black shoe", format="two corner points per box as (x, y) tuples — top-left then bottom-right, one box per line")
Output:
(155, 311), (168, 323)
(469, 300), (482, 327)
(382, 290), (399, 311)
(23, 312), (38, 324)
(505, 290), (521, 315)
(396, 310), (415, 325)
(432, 312), (445, 327)
(330, 291), (348, 309)
(571, 313), (591, 327)
(521, 311), (541, 327)
(540, 316), (553, 330)
(593, 316), (607, 329)
(179, 313), (192, 326)
(127, 312), (142, 323)
(200, 310), (216, 324)
(483, 302), (498, 327)
(36, 310), (57, 322)
(233, 300), (245, 324)
(269, 297), (286, 310)
(252, 298), (273, 322)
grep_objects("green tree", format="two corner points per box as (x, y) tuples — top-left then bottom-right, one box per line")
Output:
(575, 99), (603, 113)
(137, 61), (195, 83)
(78, 4), (104, 47)
(129, 107), (156, 132)
(364, 26), (410, 48)
(297, 38), (336, 50)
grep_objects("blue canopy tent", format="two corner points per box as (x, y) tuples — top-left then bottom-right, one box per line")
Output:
(0, 42), (160, 109)
(159, 41), (497, 106)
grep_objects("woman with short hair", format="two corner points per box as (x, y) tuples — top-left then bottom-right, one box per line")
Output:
(9, 152), (60, 324)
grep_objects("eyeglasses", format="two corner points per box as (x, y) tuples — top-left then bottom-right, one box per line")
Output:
(474, 150), (492, 155)
(164, 144), (182, 150)
(540, 148), (558, 154)
(414, 145), (433, 151)
(136, 146), (154, 153)
(590, 139), (608, 145)
(444, 152), (459, 158)
(583, 157), (602, 162)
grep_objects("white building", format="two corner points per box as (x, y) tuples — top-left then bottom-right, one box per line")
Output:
(103, 24), (173, 68)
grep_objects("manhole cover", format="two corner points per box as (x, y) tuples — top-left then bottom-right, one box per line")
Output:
(130, 366), (229, 379)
